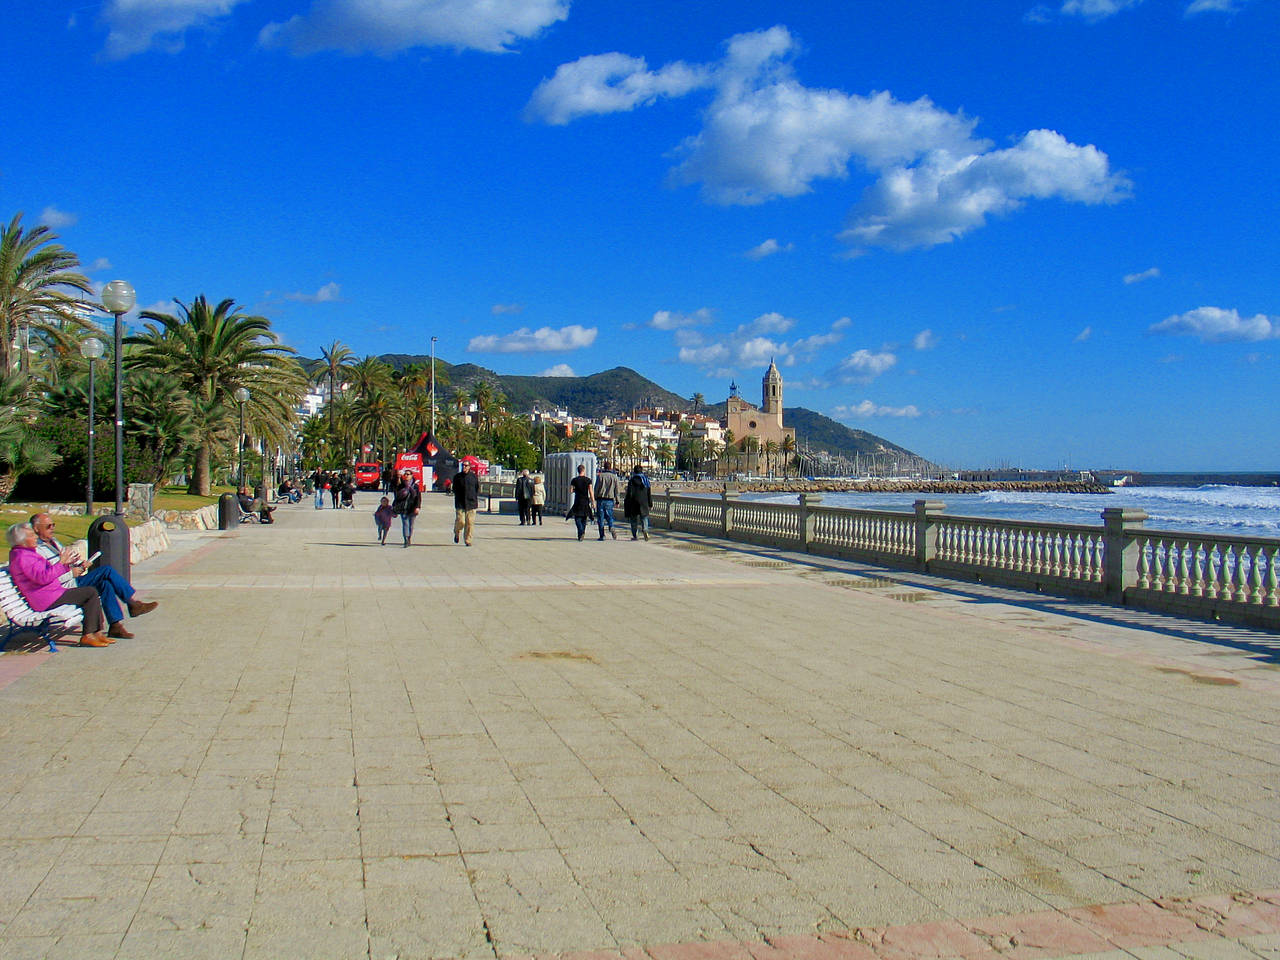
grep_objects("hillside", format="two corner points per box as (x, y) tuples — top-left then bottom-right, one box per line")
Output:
(301, 355), (927, 465)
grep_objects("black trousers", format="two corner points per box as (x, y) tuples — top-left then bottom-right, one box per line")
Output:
(52, 586), (106, 634)
(517, 498), (531, 524)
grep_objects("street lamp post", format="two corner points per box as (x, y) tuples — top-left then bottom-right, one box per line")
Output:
(430, 336), (438, 438)
(234, 387), (250, 489)
(80, 337), (105, 515)
(100, 281), (135, 517)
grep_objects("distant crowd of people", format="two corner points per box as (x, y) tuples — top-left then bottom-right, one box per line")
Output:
(309, 470), (358, 510)
(254, 460), (655, 550)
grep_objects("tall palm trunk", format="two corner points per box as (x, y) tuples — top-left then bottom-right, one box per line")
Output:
(188, 443), (212, 496)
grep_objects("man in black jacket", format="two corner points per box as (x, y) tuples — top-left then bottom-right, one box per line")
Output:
(514, 469), (534, 526)
(452, 461), (481, 546)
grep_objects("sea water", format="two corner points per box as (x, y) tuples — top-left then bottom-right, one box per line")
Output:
(745, 484), (1280, 539)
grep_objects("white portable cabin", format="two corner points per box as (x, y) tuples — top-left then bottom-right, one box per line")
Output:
(543, 452), (597, 513)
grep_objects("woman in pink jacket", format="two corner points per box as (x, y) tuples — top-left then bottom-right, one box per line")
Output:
(6, 523), (111, 647)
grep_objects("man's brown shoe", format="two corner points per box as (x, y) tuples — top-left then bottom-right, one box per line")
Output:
(128, 599), (158, 617)
(108, 622), (134, 639)
(80, 634), (111, 648)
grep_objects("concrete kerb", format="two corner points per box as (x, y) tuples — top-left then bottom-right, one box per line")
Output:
(0, 492), (1275, 959)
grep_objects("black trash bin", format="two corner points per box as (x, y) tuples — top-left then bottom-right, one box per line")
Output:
(87, 515), (131, 585)
(218, 492), (238, 530)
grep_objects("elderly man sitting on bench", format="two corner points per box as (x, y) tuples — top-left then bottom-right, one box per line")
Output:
(30, 513), (158, 640)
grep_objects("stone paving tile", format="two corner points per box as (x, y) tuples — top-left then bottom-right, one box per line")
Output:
(0, 500), (1277, 958)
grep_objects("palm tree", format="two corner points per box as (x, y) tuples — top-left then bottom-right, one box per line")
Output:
(394, 362), (430, 400)
(573, 423), (600, 453)
(127, 296), (304, 494)
(655, 439), (675, 475)
(346, 355), (392, 402)
(0, 213), (96, 375)
(764, 438), (780, 477)
(352, 385), (401, 467)
(472, 380), (496, 438)
(690, 392), (705, 417)
(781, 434), (797, 478)
(0, 372), (61, 500)
(313, 340), (353, 431)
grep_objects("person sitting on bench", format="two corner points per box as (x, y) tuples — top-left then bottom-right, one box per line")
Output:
(7, 523), (111, 647)
(238, 488), (276, 523)
(30, 513), (158, 640)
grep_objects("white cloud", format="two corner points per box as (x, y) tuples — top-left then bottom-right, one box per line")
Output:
(285, 281), (342, 303)
(651, 308), (714, 330)
(1186, 0), (1246, 12)
(100, 0), (249, 59)
(526, 52), (709, 124)
(533, 25), (1127, 250)
(834, 349), (897, 383)
(677, 342), (731, 366)
(262, 0), (569, 56)
(744, 238), (793, 260)
(539, 363), (576, 377)
(1059, 0), (1142, 19)
(912, 328), (937, 350)
(841, 129), (1130, 251)
(1149, 306), (1280, 343)
(39, 206), (78, 229)
(833, 400), (920, 418)
(1075, 326), (1092, 342)
(492, 303), (524, 315)
(1124, 266), (1160, 284)
(675, 312), (844, 371)
(468, 324), (597, 353)
(87, 257), (113, 272)
(741, 311), (795, 335)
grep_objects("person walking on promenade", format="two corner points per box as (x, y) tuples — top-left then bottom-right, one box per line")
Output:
(381, 464), (396, 495)
(373, 496), (394, 545)
(593, 461), (621, 540)
(568, 463), (595, 542)
(330, 474), (342, 509)
(7, 523), (111, 647)
(314, 474), (326, 509)
(453, 460), (480, 546)
(392, 470), (421, 548)
(515, 469), (534, 526)
(624, 464), (652, 541)
(530, 474), (545, 525)
(30, 513), (159, 640)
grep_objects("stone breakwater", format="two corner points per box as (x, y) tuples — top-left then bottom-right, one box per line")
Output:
(661, 479), (1111, 495)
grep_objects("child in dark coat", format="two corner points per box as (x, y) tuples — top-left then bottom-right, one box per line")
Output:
(373, 497), (394, 545)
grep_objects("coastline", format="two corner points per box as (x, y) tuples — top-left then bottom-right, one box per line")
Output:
(660, 478), (1111, 495)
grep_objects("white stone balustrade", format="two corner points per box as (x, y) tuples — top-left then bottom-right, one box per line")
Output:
(654, 492), (1280, 630)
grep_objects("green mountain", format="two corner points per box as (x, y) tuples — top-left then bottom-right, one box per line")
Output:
(303, 355), (927, 465)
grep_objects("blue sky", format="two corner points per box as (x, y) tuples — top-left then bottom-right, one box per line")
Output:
(5, 0), (1277, 471)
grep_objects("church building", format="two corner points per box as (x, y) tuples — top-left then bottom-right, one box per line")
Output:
(724, 360), (796, 466)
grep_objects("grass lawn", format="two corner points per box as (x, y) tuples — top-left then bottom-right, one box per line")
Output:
(1, 486), (234, 542)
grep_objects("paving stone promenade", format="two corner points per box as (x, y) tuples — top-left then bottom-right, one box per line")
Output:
(0, 494), (1277, 960)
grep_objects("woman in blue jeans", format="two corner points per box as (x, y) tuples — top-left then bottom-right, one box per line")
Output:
(391, 472), (421, 547)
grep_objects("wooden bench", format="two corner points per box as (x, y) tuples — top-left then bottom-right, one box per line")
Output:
(0, 565), (85, 652)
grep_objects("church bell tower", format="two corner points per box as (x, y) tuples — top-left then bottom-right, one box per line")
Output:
(762, 359), (783, 425)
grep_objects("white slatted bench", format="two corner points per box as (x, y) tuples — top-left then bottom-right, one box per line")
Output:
(0, 565), (84, 652)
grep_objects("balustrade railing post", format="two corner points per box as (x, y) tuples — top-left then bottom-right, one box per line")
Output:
(1103, 507), (1148, 603)
(800, 493), (822, 552)
(722, 485), (739, 540)
(914, 500), (946, 571)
